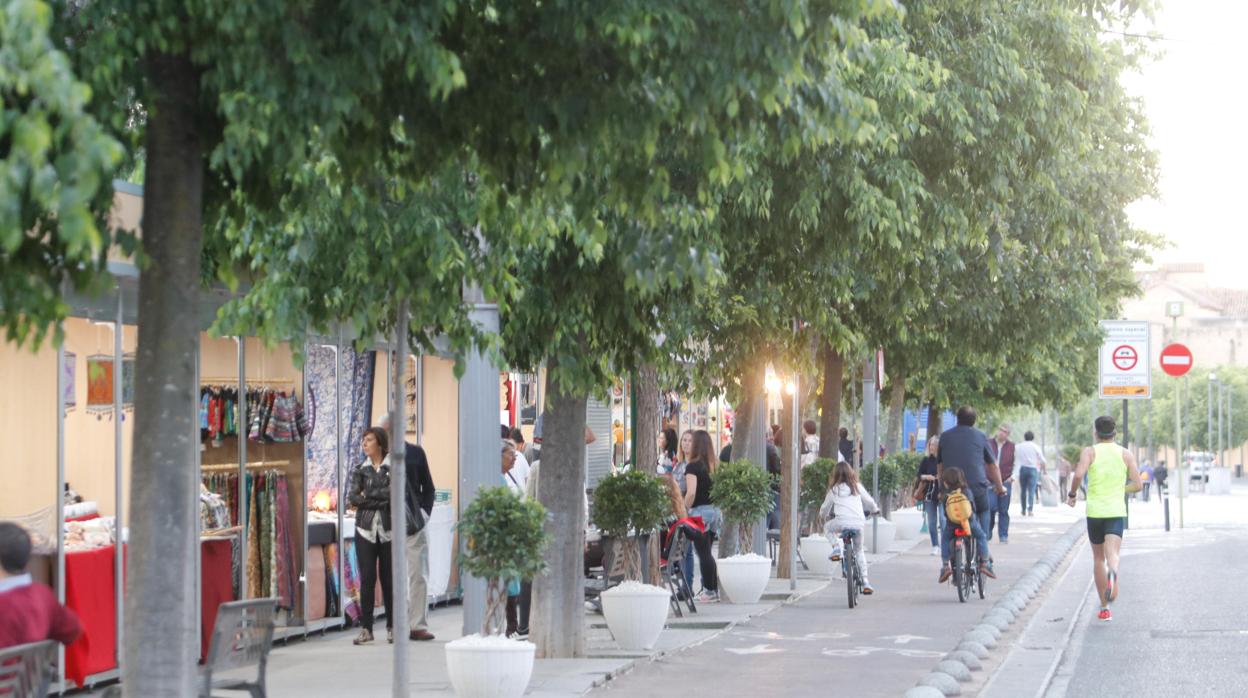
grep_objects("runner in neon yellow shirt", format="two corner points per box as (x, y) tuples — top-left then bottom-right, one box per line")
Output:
(1067, 416), (1143, 622)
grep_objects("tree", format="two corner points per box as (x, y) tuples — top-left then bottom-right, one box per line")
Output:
(499, 1), (902, 657)
(0, 0), (123, 348)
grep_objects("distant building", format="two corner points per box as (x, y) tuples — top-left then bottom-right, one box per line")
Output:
(1124, 263), (1248, 368)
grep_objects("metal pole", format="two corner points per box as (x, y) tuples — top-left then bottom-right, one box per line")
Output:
(1218, 381), (1224, 466)
(1208, 375), (1214, 459)
(114, 291), (124, 664)
(863, 356), (880, 553)
(55, 341), (66, 690)
(334, 333), (345, 626)
(237, 338), (249, 600)
(788, 373), (800, 591)
(1178, 374), (1186, 528)
(391, 303), (410, 696)
(1122, 399), (1129, 528)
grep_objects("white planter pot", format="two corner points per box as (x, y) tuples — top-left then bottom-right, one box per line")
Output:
(799, 535), (835, 575)
(1208, 466), (1233, 495)
(717, 554), (771, 604)
(890, 509), (924, 541)
(600, 582), (671, 650)
(862, 518), (896, 553)
(445, 635), (536, 698)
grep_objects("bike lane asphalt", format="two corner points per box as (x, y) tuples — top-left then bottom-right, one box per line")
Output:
(593, 506), (1081, 697)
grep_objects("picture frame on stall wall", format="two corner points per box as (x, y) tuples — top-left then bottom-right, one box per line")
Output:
(86, 354), (114, 412)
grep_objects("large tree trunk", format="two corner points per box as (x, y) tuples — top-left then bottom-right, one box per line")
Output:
(776, 370), (797, 578)
(635, 363), (660, 473)
(885, 376), (906, 455)
(722, 360), (767, 557)
(531, 360), (588, 658)
(818, 343), (844, 459)
(634, 363), (662, 582)
(926, 401), (941, 443)
(123, 53), (202, 697)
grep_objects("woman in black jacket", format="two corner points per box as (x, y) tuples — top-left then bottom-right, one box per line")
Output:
(350, 427), (395, 644)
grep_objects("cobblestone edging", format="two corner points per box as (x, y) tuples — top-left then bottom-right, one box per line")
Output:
(903, 520), (1086, 698)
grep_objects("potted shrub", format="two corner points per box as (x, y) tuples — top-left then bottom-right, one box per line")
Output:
(713, 459), (775, 604)
(797, 458), (837, 575)
(445, 487), (549, 698)
(878, 451), (924, 541)
(592, 469), (673, 650)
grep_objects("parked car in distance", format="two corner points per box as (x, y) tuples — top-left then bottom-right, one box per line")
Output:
(1185, 451), (1215, 482)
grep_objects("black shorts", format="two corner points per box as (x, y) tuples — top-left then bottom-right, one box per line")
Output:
(1087, 517), (1126, 545)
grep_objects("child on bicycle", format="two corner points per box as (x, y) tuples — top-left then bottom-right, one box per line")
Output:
(819, 461), (879, 594)
(939, 467), (994, 583)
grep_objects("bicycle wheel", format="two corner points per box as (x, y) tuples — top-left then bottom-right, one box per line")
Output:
(952, 540), (967, 603)
(976, 549), (986, 600)
(844, 539), (857, 609)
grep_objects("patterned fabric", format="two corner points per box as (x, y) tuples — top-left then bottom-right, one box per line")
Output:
(327, 540), (365, 623)
(303, 345), (375, 500)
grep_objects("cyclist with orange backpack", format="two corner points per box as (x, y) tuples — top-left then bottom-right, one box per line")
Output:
(938, 467), (994, 583)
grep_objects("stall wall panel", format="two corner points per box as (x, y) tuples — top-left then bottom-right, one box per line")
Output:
(0, 336), (57, 519)
(586, 397), (612, 488)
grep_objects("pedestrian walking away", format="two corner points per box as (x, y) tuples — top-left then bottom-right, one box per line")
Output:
(915, 435), (943, 556)
(987, 423), (1015, 542)
(936, 405), (1008, 578)
(1014, 430), (1047, 516)
(1067, 416), (1143, 622)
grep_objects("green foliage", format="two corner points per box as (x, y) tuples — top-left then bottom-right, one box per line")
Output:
(871, 450), (923, 498)
(592, 469), (671, 581)
(458, 486), (550, 585)
(592, 470), (671, 540)
(800, 458), (838, 514)
(712, 459), (774, 553)
(0, 0), (123, 348)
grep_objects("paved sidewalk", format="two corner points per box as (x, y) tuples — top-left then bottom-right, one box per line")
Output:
(592, 504), (1083, 697)
(202, 569), (831, 697)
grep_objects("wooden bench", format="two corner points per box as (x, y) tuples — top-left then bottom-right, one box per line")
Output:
(200, 598), (277, 698)
(0, 640), (57, 698)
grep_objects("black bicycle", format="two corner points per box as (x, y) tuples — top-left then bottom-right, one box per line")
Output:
(840, 528), (865, 608)
(950, 525), (985, 602)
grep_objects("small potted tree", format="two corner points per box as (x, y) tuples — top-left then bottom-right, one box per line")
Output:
(592, 469), (672, 650)
(797, 458), (837, 575)
(881, 451), (925, 542)
(713, 459), (775, 604)
(446, 487), (549, 698)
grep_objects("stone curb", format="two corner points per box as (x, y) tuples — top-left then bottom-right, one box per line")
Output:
(907, 520), (1085, 696)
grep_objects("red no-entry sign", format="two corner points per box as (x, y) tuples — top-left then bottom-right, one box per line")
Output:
(1160, 343), (1193, 377)
(1112, 345), (1139, 371)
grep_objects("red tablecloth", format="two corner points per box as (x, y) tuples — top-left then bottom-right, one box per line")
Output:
(62, 539), (235, 685)
(64, 545), (122, 687)
(200, 539), (235, 661)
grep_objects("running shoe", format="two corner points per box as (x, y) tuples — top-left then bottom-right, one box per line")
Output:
(695, 590), (720, 604)
(1106, 570), (1118, 603)
(1098, 608), (1112, 622)
(938, 565), (952, 583)
(930, 546), (941, 556)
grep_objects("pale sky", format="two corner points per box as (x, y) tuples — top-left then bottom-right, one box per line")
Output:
(1122, 1), (1248, 289)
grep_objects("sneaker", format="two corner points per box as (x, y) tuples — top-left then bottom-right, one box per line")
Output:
(1106, 570), (1118, 603)
(387, 628), (394, 644)
(861, 583), (874, 595)
(980, 562), (997, 579)
(353, 629), (374, 645)
(930, 546), (940, 556)
(999, 538), (1009, 545)
(1098, 608), (1113, 622)
(695, 590), (720, 604)
(830, 546), (843, 562)
(514, 630), (529, 640)
(938, 565), (952, 583)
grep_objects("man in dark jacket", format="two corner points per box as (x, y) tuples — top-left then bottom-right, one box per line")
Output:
(988, 423), (1016, 543)
(0, 522), (82, 649)
(382, 413), (437, 641)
